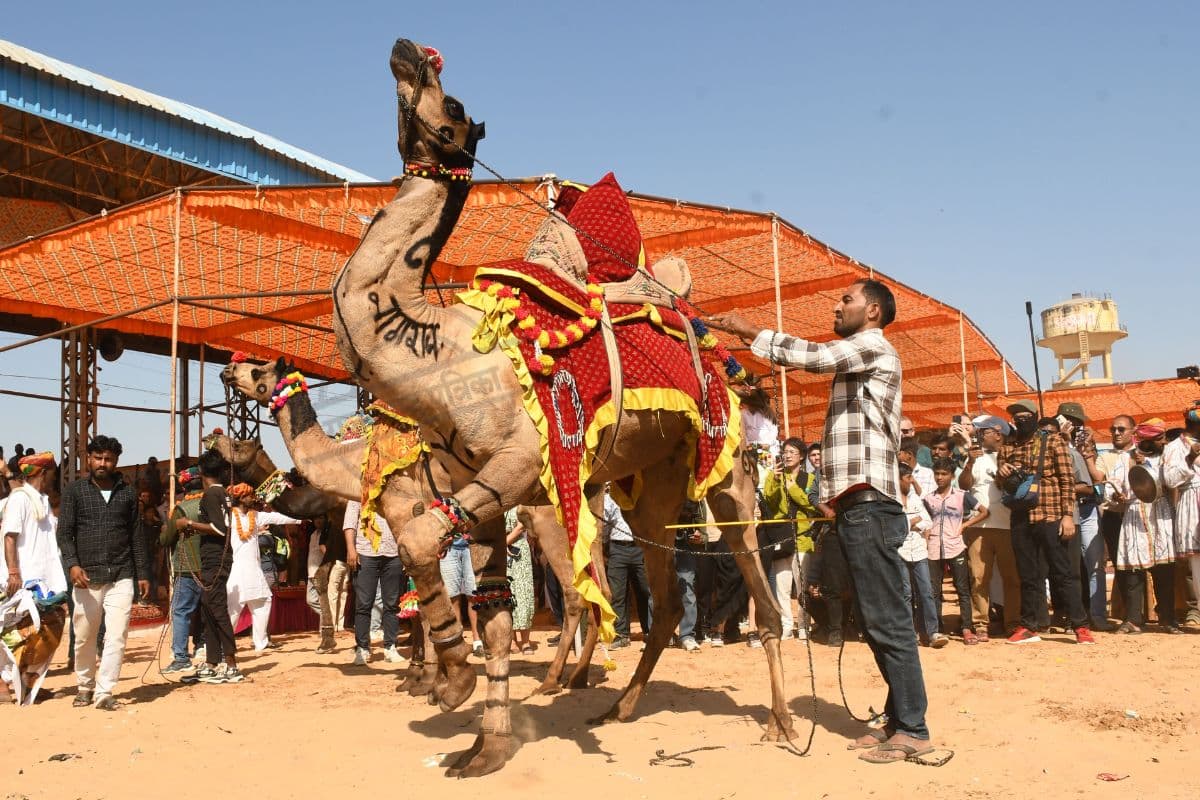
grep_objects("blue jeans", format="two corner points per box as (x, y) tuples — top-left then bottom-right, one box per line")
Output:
(903, 559), (940, 640)
(354, 555), (403, 650)
(837, 499), (930, 740)
(170, 574), (204, 663)
(675, 548), (698, 640)
(1077, 508), (1106, 622)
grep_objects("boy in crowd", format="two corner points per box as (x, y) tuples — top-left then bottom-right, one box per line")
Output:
(898, 464), (941, 647)
(924, 458), (988, 644)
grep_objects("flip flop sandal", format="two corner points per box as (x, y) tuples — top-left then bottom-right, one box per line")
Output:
(858, 742), (936, 764)
(72, 693), (93, 708)
(846, 729), (892, 750)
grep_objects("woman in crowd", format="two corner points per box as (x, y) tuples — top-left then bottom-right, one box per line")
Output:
(225, 483), (300, 651)
(759, 437), (817, 640)
(505, 508), (535, 654)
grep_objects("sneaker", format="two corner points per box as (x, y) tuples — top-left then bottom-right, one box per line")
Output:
(708, 636), (724, 648)
(681, 636), (700, 652)
(370, 629), (384, 644)
(610, 635), (631, 649)
(161, 660), (193, 675)
(747, 633), (763, 649)
(471, 640), (485, 658)
(962, 629), (979, 646)
(975, 631), (990, 643)
(547, 633), (562, 646)
(1006, 626), (1042, 645)
(796, 628), (808, 641)
(199, 665), (228, 684)
(384, 645), (407, 663)
(1074, 626), (1097, 645)
(193, 645), (206, 664)
(223, 666), (245, 683)
(930, 633), (950, 649)
(351, 647), (369, 666)
(193, 664), (217, 682)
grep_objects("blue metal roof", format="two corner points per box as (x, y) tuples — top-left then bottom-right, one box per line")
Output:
(0, 39), (377, 185)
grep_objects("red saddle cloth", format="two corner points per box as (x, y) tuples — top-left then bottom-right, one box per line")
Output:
(460, 259), (740, 640)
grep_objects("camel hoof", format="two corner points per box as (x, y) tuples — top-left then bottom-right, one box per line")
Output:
(446, 735), (511, 779)
(444, 734), (483, 775)
(586, 705), (626, 726)
(529, 681), (561, 697)
(760, 727), (799, 743)
(409, 677), (436, 697)
(437, 662), (478, 712)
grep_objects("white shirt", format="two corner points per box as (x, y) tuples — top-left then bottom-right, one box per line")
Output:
(898, 487), (932, 563)
(911, 464), (935, 497)
(966, 450), (1010, 529)
(0, 486), (67, 594)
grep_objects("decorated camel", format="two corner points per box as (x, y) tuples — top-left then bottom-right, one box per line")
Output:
(230, 39), (790, 777)
(218, 365), (607, 695)
(205, 433), (341, 519)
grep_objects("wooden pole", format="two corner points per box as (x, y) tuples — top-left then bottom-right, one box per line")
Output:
(167, 189), (182, 513)
(771, 215), (790, 437)
(959, 311), (969, 413)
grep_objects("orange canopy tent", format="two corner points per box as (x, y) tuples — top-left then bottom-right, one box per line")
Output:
(0, 178), (1032, 443)
(982, 378), (1200, 436)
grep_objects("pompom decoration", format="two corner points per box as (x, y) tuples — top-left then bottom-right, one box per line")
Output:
(268, 371), (309, 416)
(422, 46), (444, 74)
(230, 351), (248, 364)
(473, 278), (604, 376)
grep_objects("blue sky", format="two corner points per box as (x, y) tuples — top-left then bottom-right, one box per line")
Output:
(2, 2), (1198, 464)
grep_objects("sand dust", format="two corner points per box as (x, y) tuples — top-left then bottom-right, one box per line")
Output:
(4, 622), (1198, 799)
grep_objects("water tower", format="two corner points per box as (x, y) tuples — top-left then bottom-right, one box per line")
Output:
(1038, 293), (1127, 388)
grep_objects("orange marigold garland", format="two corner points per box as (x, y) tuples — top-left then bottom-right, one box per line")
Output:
(473, 279), (604, 376)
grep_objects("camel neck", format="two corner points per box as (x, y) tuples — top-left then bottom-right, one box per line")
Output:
(276, 389), (319, 441)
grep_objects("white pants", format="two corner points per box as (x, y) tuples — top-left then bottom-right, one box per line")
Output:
(768, 558), (794, 637)
(789, 550), (811, 635)
(228, 595), (273, 651)
(73, 578), (134, 700)
(328, 561), (349, 629)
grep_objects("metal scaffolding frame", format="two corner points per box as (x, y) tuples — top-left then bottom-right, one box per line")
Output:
(59, 327), (98, 483)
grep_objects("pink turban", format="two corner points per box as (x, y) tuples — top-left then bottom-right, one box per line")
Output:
(1135, 418), (1167, 443)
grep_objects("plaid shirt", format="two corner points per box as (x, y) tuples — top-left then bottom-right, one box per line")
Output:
(751, 327), (902, 504)
(998, 432), (1076, 523)
(57, 473), (149, 585)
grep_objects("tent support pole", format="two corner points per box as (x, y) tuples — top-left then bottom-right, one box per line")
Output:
(771, 214), (790, 438)
(167, 189), (182, 513)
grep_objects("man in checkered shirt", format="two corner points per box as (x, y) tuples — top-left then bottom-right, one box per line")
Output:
(710, 279), (935, 764)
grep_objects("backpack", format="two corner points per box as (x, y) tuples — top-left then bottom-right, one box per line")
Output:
(1001, 432), (1048, 511)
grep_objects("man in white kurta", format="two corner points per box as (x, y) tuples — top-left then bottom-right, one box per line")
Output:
(225, 484), (299, 651)
(1162, 408), (1200, 619)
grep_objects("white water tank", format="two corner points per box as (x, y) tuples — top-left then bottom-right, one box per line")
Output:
(1037, 293), (1127, 388)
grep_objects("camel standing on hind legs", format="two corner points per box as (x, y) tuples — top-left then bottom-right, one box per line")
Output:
(298, 37), (794, 777)
(217, 366), (609, 695)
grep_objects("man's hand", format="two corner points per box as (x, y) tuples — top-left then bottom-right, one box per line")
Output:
(949, 422), (974, 445)
(967, 443), (983, 461)
(346, 551), (359, 571)
(997, 462), (1016, 478)
(705, 313), (761, 343)
(1132, 449), (1146, 465)
(138, 579), (150, 600)
(1060, 516), (1077, 540)
(6, 570), (21, 597)
(69, 565), (90, 590)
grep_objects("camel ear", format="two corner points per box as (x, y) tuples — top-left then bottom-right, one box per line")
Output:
(274, 356), (288, 374)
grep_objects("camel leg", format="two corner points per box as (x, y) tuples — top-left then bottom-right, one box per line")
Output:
(390, 511), (477, 713)
(525, 504), (585, 695)
(709, 463), (796, 742)
(589, 458), (689, 725)
(565, 526), (609, 690)
(398, 614), (437, 695)
(447, 525), (514, 779)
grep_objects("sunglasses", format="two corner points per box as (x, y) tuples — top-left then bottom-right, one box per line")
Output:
(1109, 426), (1128, 432)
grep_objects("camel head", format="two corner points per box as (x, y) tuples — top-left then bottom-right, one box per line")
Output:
(390, 38), (485, 168)
(221, 356), (293, 407)
(205, 432), (263, 470)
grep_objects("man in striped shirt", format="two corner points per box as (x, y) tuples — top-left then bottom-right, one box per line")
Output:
(709, 279), (934, 764)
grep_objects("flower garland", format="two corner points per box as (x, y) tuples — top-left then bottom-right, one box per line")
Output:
(473, 279), (604, 376)
(470, 578), (517, 612)
(269, 371), (308, 415)
(403, 162), (472, 182)
(431, 497), (473, 556)
(677, 300), (748, 383)
(232, 508), (258, 542)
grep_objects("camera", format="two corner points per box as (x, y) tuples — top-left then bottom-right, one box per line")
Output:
(1001, 468), (1032, 495)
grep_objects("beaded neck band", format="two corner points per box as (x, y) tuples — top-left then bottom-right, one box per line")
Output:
(269, 371), (309, 416)
(430, 497), (474, 556)
(404, 162), (472, 182)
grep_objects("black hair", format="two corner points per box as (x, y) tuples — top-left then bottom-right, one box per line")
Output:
(87, 435), (123, 457)
(853, 278), (897, 328)
(898, 462), (913, 477)
(1038, 417), (1060, 431)
(807, 442), (822, 454)
(931, 434), (954, 449)
(197, 449), (230, 479)
(900, 436), (920, 456)
(931, 457), (956, 474)
(781, 437), (806, 454)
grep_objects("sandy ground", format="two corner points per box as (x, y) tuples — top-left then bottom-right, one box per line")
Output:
(4, 618), (1198, 800)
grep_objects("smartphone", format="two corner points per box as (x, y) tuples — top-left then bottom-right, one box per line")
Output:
(1056, 414), (1070, 429)
(952, 415), (964, 424)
